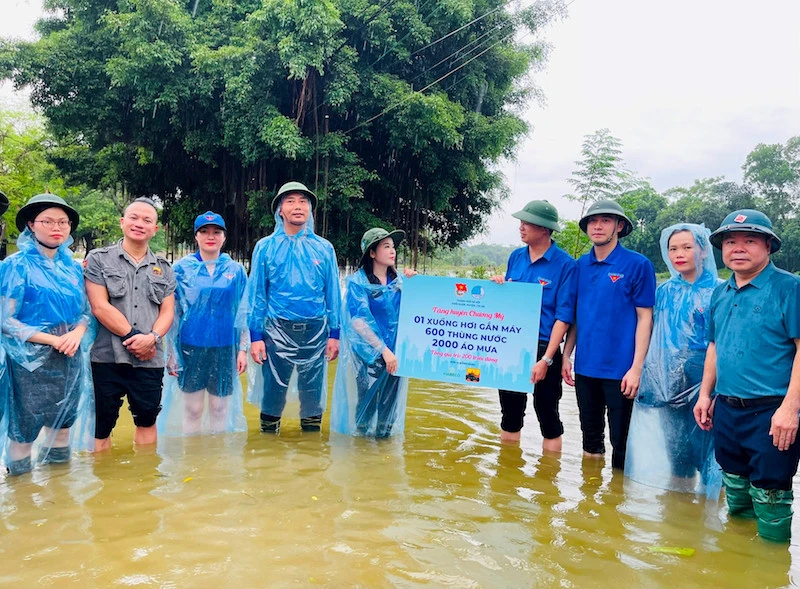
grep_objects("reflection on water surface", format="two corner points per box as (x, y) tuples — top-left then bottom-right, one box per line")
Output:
(0, 375), (798, 588)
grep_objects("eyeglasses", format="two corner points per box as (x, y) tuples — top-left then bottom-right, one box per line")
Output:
(33, 220), (72, 229)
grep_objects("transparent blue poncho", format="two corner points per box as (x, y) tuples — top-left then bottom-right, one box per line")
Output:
(625, 223), (722, 499)
(330, 269), (410, 437)
(157, 252), (249, 436)
(0, 229), (95, 471)
(245, 208), (341, 419)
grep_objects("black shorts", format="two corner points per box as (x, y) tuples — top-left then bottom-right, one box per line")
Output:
(177, 344), (236, 397)
(8, 353), (81, 444)
(92, 362), (164, 439)
(499, 342), (563, 439)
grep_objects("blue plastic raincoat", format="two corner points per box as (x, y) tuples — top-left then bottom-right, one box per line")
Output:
(0, 229), (94, 470)
(157, 252), (248, 436)
(330, 269), (409, 437)
(625, 223), (722, 498)
(246, 208), (341, 421)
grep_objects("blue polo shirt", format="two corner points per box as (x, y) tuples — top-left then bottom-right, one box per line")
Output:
(505, 242), (577, 341)
(574, 243), (656, 379)
(710, 262), (800, 399)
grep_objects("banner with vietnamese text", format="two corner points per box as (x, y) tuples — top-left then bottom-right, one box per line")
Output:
(396, 276), (542, 393)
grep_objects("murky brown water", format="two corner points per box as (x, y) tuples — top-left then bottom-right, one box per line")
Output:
(1, 371), (798, 588)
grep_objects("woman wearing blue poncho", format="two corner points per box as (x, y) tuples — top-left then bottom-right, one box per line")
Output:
(624, 223), (722, 498)
(0, 194), (94, 476)
(331, 227), (414, 437)
(159, 212), (248, 435)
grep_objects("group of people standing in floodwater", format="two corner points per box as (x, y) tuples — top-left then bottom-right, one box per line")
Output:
(0, 181), (798, 546)
(0, 182), (414, 473)
(494, 198), (800, 545)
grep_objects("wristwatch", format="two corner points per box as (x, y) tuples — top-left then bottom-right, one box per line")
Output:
(150, 330), (162, 345)
(541, 355), (554, 367)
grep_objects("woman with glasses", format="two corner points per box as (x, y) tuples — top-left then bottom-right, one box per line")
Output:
(0, 193), (94, 476)
(158, 212), (248, 435)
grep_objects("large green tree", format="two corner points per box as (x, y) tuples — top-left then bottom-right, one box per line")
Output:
(1, 0), (564, 263)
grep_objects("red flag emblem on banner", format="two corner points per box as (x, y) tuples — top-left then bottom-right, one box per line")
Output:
(608, 273), (623, 283)
(734, 214), (747, 223)
(455, 283), (468, 296)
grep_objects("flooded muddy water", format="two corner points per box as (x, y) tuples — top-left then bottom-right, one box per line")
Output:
(0, 373), (797, 588)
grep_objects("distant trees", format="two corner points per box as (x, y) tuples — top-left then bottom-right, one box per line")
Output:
(563, 128), (645, 257)
(561, 129), (800, 272)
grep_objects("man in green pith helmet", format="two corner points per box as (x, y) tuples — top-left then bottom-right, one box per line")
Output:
(562, 199), (656, 470)
(490, 200), (577, 452)
(246, 181), (341, 434)
(694, 209), (800, 543)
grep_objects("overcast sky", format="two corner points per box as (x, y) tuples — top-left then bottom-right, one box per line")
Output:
(2, 0), (799, 245)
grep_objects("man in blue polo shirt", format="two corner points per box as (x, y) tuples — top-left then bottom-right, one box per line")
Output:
(491, 200), (576, 452)
(562, 199), (655, 469)
(247, 181), (341, 434)
(694, 209), (800, 543)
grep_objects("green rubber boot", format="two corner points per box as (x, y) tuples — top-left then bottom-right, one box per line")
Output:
(750, 486), (793, 543)
(722, 472), (756, 519)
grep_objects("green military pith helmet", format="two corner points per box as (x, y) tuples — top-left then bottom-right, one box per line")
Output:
(16, 193), (80, 232)
(511, 200), (560, 231)
(578, 199), (633, 238)
(270, 181), (318, 213)
(359, 227), (405, 267)
(709, 209), (781, 253)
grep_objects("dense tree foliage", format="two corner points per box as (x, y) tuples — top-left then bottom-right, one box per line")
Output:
(1, 0), (565, 263)
(0, 107), (121, 254)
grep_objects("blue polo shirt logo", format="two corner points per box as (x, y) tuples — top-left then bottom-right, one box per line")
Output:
(608, 273), (624, 283)
(537, 277), (552, 287)
(224, 272), (235, 280)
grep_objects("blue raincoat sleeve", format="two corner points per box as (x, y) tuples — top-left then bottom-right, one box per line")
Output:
(625, 223), (722, 499)
(330, 270), (409, 437)
(245, 210), (339, 422)
(0, 230), (95, 472)
(247, 238), (270, 342)
(157, 253), (248, 436)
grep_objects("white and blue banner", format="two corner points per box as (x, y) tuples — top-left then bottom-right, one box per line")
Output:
(396, 276), (542, 393)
